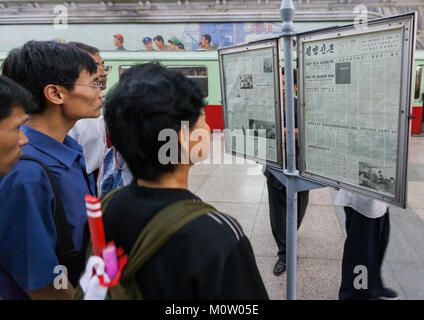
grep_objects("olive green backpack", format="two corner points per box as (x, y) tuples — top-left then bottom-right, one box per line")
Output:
(73, 187), (217, 300)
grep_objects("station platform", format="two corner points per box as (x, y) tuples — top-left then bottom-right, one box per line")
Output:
(188, 134), (424, 300)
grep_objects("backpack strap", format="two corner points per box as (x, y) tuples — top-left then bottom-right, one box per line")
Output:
(100, 186), (123, 213)
(122, 199), (217, 279)
(19, 156), (83, 286)
(20, 156), (74, 260)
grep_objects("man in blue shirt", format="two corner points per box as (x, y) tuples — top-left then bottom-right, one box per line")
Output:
(0, 76), (34, 176)
(0, 41), (104, 299)
(0, 76), (34, 300)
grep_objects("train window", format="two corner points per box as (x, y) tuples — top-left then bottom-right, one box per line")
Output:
(415, 66), (422, 100)
(166, 66), (208, 97)
(118, 65), (208, 97)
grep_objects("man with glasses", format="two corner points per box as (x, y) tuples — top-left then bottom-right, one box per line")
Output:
(0, 41), (104, 299)
(68, 42), (110, 184)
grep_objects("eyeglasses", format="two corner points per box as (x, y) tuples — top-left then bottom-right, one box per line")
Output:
(60, 82), (103, 89)
(99, 65), (112, 73)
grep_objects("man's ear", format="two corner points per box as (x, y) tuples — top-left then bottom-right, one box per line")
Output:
(178, 124), (190, 165)
(43, 85), (65, 105)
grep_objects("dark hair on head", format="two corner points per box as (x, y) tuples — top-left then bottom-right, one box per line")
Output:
(105, 62), (205, 181)
(202, 34), (211, 43)
(1, 40), (97, 114)
(281, 67), (297, 86)
(0, 75), (37, 120)
(68, 41), (99, 56)
(153, 35), (164, 43)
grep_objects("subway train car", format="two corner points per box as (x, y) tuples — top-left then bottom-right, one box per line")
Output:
(100, 48), (424, 134)
(1, 48), (423, 133)
(0, 1), (423, 132)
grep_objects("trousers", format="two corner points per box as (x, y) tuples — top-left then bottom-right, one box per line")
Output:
(264, 168), (309, 262)
(339, 206), (390, 300)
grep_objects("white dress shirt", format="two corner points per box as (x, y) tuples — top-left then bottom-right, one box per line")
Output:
(68, 116), (106, 174)
(334, 189), (388, 219)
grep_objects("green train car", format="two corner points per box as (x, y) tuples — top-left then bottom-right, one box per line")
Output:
(100, 50), (223, 131)
(1, 49), (424, 134)
(72, 48), (424, 135)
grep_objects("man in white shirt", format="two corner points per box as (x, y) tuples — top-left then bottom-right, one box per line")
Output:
(335, 189), (399, 300)
(68, 42), (108, 182)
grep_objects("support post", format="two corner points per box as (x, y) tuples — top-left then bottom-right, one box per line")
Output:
(280, 0), (297, 300)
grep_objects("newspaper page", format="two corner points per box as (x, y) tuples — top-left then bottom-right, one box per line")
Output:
(302, 28), (402, 196)
(222, 47), (279, 162)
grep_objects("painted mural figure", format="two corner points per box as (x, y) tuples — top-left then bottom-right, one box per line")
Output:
(143, 37), (154, 51)
(113, 34), (126, 51)
(199, 34), (214, 50)
(168, 37), (185, 51)
(153, 35), (170, 50)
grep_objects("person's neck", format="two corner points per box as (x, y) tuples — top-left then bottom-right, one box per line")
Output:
(137, 165), (190, 190)
(27, 107), (75, 143)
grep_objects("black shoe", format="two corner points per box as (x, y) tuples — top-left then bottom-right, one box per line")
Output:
(273, 259), (286, 276)
(373, 288), (400, 300)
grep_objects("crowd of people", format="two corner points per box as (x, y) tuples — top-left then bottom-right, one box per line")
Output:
(0, 40), (267, 300)
(0, 39), (399, 300)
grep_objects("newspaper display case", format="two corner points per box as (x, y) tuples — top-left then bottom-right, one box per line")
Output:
(218, 38), (284, 168)
(297, 13), (417, 208)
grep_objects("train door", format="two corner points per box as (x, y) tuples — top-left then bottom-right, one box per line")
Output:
(412, 63), (424, 136)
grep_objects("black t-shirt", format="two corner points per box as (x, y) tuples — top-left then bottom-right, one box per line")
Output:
(103, 181), (269, 300)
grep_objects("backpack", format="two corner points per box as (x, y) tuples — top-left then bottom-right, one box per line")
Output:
(73, 187), (217, 300)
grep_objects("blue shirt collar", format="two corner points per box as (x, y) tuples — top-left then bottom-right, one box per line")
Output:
(21, 125), (83, 169)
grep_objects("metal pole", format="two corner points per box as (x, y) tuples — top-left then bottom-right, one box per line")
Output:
(280, 0), (297, 300)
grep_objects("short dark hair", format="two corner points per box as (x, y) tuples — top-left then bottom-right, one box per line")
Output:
(68, 41), (100, 56)
(153, 35), (164, 43)
(1, 41), (97, 114)
(0, 75), (37, 120)
(202, 34), (211, 43)
(104, 63), (205, 181)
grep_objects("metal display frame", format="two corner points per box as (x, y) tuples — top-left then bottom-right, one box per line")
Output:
(218, 38), (285, 169)
(297, 12), (417, 208)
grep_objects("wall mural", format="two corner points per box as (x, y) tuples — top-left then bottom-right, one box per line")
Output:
(0, 21), (347, 52)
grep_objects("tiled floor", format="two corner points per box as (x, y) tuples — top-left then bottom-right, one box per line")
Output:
(188, 134), (424, 300)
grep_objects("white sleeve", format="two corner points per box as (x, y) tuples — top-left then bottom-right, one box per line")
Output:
(334, 189), (388, 219)
(69, 117), (106, 174)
